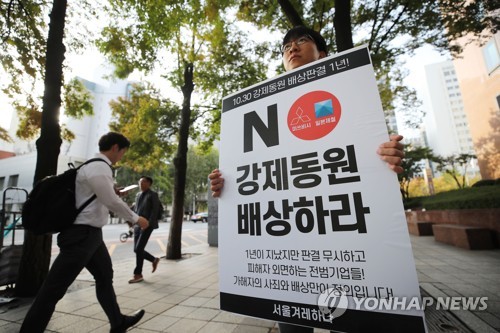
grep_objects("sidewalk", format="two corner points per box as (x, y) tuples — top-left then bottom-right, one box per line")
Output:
(0, 235), (499, 333)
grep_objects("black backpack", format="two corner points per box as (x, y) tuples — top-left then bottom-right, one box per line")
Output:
(22, 158), (110, 235)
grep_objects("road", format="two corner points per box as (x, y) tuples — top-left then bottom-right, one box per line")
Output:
(101, 220), (208, 260)
(3, 220), (208, 262)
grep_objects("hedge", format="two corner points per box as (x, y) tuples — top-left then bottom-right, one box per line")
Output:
(403, 184), (500, 210)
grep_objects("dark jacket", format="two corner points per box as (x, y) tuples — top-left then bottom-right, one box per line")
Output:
(134, 189), (160, 229)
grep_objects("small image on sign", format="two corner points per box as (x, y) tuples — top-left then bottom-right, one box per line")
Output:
(287, 91), (341, 140)
(314, 99), (334, 118)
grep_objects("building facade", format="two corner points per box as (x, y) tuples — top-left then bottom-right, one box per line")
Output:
(452, 32), (500, 179)
(424, 61), (480, 180)
(0, 76), (132, 211)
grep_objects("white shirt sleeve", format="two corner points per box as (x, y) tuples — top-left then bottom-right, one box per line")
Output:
(86, 167), (140, 223)
(76, 159), (140, 226)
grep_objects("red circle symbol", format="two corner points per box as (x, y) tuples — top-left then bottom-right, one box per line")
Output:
(287, 91), (341, 140)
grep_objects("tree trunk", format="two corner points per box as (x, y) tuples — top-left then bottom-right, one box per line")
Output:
(167, 63), (194, 260)
(277, 0), (304, 27)
(15, 0), (66, 297)
(334, 0), (354, 52)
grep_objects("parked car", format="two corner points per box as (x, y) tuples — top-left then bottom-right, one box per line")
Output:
(190, 212), (208, 223)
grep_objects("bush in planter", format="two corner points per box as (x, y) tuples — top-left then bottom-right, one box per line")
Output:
(403, 185), (500, 210)
(472, 178), (500, 187)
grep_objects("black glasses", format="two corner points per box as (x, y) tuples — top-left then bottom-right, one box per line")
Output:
(281, 35), (314, 53)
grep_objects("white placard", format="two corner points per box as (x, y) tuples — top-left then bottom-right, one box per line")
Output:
(218, 46), (426, 332)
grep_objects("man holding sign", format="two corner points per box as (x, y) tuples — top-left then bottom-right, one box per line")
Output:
(211, 26), (424, 333)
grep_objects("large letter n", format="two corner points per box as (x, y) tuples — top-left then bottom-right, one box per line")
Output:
(243, 104), (279, 153)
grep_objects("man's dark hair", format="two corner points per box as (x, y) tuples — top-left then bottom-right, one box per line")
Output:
(140, 176), (153, 185)
(98, 132), (131, 151)
(282, 26), (328, 56)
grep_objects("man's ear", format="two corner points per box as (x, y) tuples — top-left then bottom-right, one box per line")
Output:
(319, 51), (327, 59)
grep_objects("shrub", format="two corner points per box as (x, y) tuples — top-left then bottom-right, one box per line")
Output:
(472, 179), (500, 187)
(403, 185), (500, 210)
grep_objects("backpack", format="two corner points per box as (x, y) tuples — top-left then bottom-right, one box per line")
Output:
(22, 158), (110, 235)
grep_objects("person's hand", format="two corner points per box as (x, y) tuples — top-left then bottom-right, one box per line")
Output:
(136, 216), (149, 230)
(208, 168), (224, 197)
(377, 134), (404, 174)
(114, 186), (124, 196)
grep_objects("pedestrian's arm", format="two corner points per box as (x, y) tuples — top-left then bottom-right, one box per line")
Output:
(86, 165), (140, 223)
(151, 192), (160, 221)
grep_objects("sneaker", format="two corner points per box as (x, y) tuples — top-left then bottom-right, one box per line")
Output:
(128, 275), (143, 283)
(152, 258), (160, 273)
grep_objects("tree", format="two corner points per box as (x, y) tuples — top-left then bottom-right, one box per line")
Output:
(0, 127), (12, 142)
(109, 83), (179, 172)
(109, 83), (179, 209)
(236, 0), (499, 128)
(14, 0), (67, 297)
(185, 146), (219, 213)
(434, 153), (477, 189)
(98, 1), (268, 259)
(397, 145), (435, 200)
(1, 1), (97, 142)
(1, 0), (95, 296)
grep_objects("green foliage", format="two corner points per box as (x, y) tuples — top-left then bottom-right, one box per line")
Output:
(397, 145), (435, 199)
(15, 96), (41, 140)
(114, 145), (218, 212)
(63, 78), (93, 118)
(1, 1), (103, 143)
(114, 164), (173, 207)
(404, 185), (500, 210)
(98, 0), (268, 147)
(185, 145), (219, 212)
(109, 83), (179, 172)
(1, 1), (47, 139)
(0, 126), (12, 142)
(472, 178), (500, 187)
(236, 0), (498, 130)
(434, 153), (477, 189)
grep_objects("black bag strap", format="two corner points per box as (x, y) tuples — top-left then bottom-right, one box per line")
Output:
(74, 158), (113, 213)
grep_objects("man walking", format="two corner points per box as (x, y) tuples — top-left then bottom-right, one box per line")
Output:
(128, 176), (161, 283)
(21, 132), (148, 333)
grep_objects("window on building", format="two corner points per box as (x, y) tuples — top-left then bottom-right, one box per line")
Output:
(483, 38), (500, 74)
(0, 177), (5, 190)
(7, 175), (19, 187)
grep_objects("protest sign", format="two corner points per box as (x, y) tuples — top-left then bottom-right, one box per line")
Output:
(218, 46), (426, 332)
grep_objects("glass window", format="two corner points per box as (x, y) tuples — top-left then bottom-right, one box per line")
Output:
(0, 177), (5, 190)
(483, 38), (500, 73)
(7, 175), (18, 187)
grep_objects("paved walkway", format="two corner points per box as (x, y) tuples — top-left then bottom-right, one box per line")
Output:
(0, 235), (499, 332)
